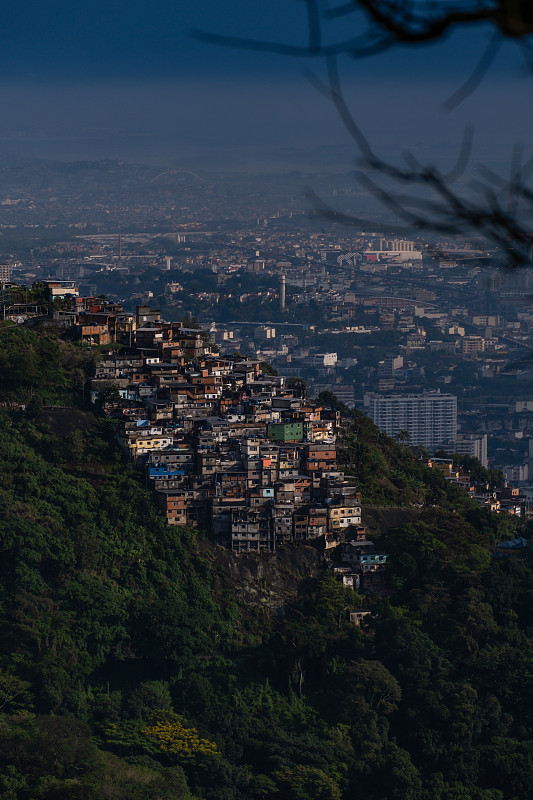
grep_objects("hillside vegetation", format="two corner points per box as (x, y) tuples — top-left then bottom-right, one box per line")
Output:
(0, 327), (532, 800)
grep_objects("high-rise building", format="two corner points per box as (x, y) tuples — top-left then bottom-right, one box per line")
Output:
(0, 264), (11, 283)
(367, 391), (457, 451)
(454, 433), (488, 468)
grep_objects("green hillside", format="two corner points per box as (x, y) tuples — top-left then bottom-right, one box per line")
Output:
(0, 326), (532, 800)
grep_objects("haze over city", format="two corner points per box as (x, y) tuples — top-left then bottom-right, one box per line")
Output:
(0, 1), (531, 168)
(2, 5), (533, 800)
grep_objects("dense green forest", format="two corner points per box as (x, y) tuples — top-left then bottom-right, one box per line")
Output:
(0, 325), (532, 800)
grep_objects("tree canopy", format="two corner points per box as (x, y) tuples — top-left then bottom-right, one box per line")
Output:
(0, 328), (532, 799)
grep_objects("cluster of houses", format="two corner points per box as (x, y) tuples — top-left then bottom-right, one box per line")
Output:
(427, 458), (526, 516)
(39, 292), (526, 594)
(84, 302), (391, 593)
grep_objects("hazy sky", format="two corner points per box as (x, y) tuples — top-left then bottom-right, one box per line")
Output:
(0, 1), (531, 167)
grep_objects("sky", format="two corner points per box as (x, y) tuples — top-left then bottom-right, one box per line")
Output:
(0, 1), (531, 168)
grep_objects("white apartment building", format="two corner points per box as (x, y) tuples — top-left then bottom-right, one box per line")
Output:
(454, 433), (488, 468)
(303, 352), (337, 368)
(367, 391), (457, 451)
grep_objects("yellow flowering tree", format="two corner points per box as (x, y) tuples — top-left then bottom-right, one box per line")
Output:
(143, 719), (219, 763)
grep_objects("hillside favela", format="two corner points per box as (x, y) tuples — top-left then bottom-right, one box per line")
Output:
(0, 159), (532, 800)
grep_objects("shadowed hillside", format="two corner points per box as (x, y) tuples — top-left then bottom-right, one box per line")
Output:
(0, 327), (531, 800)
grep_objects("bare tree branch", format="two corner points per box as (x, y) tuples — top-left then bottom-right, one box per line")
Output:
(301, 57), (533, 265)
(193, 2), (533, 62)
(195, 1), (533, 268)
(442, 33), (501, 110)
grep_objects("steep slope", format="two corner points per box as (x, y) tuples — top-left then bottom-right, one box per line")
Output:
(0, 326), (532, 800)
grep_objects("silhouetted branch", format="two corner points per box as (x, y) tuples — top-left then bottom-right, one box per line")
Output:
(195, 2), (533, 266)
(304, 187), (370, 226)
(356, 1), (533, 42)
(442, 32), (501, 110)
(193, 2), (533, 61)
(305, 57), (374, 159)
(303, 56), (533, 266)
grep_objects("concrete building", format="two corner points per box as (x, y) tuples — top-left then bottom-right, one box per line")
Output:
(364, 238), (423, 262)
(367, 391), (457, 451)
(254, 325), (276, 340)
(302, 353), (338, 368)
(45, 281), (79, 299)
(462, 335), (485, 356)
(454, 433), (488, 469)
(380, 355), (403, 376)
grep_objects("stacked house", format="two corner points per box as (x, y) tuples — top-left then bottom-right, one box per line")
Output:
(89, 306), (363, 553)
